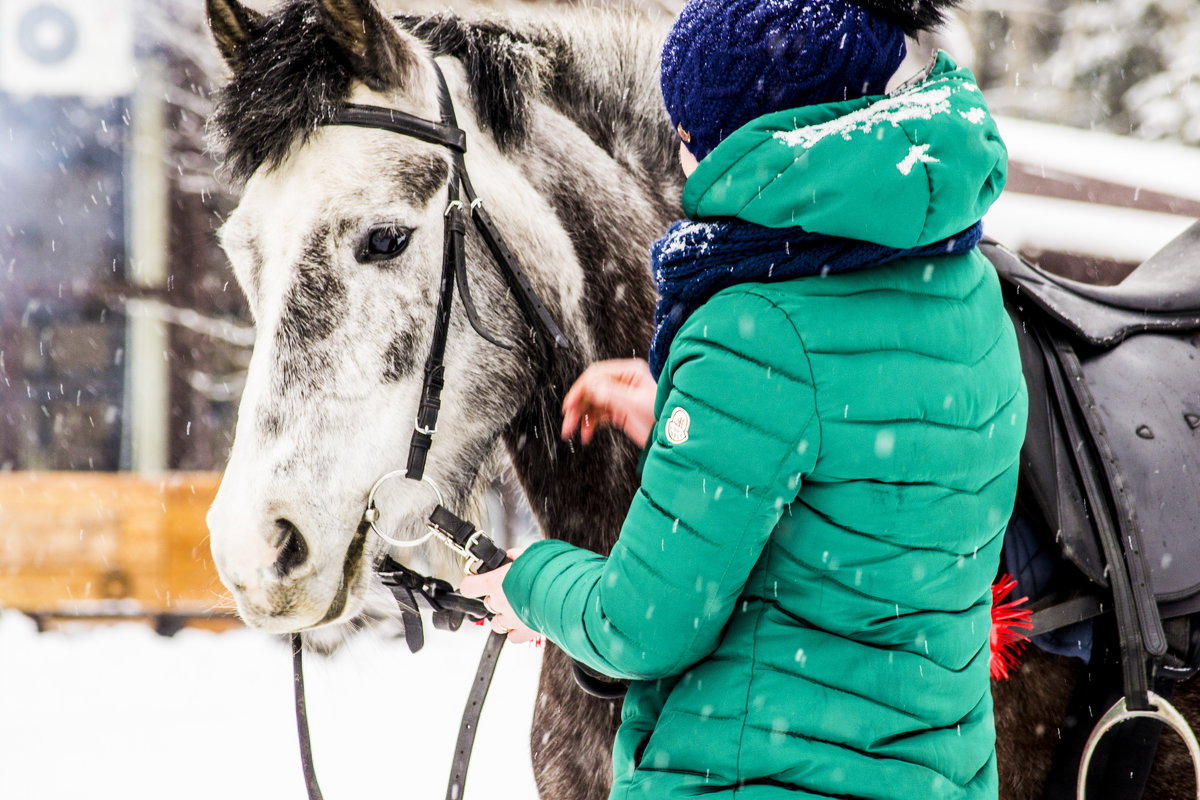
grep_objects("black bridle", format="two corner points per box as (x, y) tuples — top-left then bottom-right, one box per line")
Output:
(289, 61), (574, 800)
(330, 66), (572, 483)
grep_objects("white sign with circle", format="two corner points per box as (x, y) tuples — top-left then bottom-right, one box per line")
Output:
(0, 0), (135, 97)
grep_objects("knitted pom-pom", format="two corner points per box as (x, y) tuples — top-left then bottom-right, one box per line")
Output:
(847, 0), (963, 36)
(990, 574), (1033, 681)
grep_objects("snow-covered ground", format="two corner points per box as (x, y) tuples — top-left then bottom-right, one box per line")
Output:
(0, 612), (543, 799)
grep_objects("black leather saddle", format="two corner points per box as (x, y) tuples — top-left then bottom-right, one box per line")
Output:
(984, 221), (1200, 710)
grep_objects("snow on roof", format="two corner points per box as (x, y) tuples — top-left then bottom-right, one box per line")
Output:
(996, 115), (1200, 203)
(985, 192), (1196, 264)
(986, 116), (1200, 262)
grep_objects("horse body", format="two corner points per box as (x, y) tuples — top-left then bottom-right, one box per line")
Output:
(204, 1), (1198, 797)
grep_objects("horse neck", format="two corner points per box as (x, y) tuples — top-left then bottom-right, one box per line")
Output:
(501, 96), (681, 554)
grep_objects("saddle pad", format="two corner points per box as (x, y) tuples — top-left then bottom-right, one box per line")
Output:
(987, 242), (1200, 605)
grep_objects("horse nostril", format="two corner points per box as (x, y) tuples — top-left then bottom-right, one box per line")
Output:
(273, 518), (309, 577)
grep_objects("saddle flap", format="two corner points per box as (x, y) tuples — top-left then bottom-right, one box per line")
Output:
(991, 241), (1200, 605)
(985, 241), (1200, 347)
(1082, 332), (1200, 602)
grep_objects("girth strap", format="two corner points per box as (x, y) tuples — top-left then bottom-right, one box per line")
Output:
(1047, 331), (1166, 661)
(1036, 321), (1155, 708)
(1028, 592), (1107, 638)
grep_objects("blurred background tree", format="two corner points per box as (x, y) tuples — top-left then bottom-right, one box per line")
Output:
(964, 0), (1200, 144)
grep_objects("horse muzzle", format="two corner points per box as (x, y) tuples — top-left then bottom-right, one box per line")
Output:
(208, 495), (372, 632)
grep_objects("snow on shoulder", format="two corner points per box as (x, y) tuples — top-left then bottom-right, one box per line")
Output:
(772, 72), (986, 155)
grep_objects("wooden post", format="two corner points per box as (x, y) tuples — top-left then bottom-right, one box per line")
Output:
(123, 60), (170, 473)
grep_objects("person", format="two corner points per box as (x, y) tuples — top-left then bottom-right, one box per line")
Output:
(461, 0), (1028, 797)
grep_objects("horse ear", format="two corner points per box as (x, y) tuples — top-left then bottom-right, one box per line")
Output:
(206, 0), (264, 70)
(315, 0), (418, 90)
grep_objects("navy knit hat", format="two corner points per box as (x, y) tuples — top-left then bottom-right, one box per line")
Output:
(661, 0), (908, 161)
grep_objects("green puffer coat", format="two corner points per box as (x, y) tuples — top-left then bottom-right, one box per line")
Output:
(504, 53), (1028, 800)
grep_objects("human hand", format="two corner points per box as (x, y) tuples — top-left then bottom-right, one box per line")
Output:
(459, 547), (539, 643)
(561, 359), (657, 448)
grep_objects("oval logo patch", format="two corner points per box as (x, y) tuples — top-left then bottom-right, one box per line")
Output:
(665, 407), (691, 445)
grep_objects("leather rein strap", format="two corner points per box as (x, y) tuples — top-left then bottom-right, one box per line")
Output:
(290, 535), (509, 800)
(288, 62), (570, 800)
(291, 505), (513, 800)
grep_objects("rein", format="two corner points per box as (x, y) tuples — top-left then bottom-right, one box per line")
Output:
(289, 60), (573, 800)
(290, 503), (511, 800)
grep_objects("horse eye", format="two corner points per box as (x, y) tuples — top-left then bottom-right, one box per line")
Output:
(357, 226), (412, 264)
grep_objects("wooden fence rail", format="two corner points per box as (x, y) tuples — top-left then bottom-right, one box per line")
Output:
(0, 472), (237, 630)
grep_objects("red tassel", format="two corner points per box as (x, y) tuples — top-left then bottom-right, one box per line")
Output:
(989, 574), (1033, 681)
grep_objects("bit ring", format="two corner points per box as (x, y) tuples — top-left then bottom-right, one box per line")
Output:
(363, 472), (445, 547)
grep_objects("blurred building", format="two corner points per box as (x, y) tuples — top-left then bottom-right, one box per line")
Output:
(1, 99), (129, 469)
(0, 0), (247, 475)
(2, 1), (134, 470)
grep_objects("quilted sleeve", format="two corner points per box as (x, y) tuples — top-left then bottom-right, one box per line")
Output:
(503, 288), (821, 680)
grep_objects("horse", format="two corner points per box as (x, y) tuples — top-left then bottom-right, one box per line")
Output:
(202, 1), (1200, 797)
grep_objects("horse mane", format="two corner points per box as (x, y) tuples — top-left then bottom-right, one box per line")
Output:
(208, 0), (355, 186)
(397, 9), (676, 181)
(208, 0), (675, 188)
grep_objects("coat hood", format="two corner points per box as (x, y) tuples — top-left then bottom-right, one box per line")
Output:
(681, 52), (1007, 249)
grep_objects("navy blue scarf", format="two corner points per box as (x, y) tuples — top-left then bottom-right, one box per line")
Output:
(648, 219), (984, 378)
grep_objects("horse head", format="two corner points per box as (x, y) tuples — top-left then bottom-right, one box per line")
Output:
(207, 0), (546, 633)
(205, 0), (677, 637)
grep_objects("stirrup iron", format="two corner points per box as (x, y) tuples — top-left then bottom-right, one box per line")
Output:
(1077, 691), (1200, 800)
